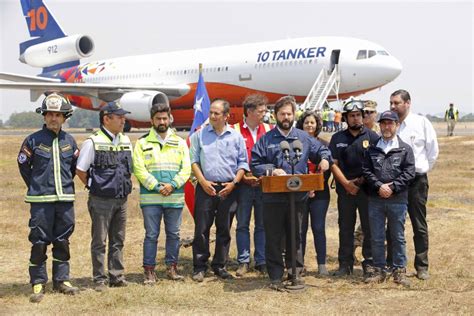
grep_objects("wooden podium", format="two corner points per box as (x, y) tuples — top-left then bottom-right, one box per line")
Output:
(261, 173), (324, 193)
(260, 173), (324, 291)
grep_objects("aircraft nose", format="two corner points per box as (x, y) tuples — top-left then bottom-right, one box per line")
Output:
(381, 56), (403, 82)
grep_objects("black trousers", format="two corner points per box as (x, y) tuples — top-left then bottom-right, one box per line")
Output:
(192, 184), (238, 272)
(387, 174), (429, 270)
(337, 190), (372, 267)
(263, 201), (304, 282)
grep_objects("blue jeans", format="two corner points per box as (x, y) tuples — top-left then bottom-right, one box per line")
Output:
(368, 199), (407, 269)
(301, 199), (329, 264)
(236, 184), (266, 266)
(142, 205), (182, 267)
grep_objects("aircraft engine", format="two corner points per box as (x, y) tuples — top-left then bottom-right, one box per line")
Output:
(20, 34), (94, 68)
(119, 91), (169, 122)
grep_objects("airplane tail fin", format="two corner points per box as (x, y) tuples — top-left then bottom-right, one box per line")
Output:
(20, 0), (66, 41)
(19, 0), (92, 74)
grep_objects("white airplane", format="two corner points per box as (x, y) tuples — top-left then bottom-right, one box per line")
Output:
(0, 0), (402, 129)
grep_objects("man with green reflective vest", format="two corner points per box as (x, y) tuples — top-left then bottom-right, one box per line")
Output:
(133, 103), (191, 284)
(76, 102), (133, 292)
(444, 103), (459, 136)
(17, 93), (80, 303)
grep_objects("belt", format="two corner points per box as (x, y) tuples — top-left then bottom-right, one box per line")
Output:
(213, 181), (233, 187)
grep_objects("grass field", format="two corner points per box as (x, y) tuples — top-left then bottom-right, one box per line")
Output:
(0, 130), (473, 314)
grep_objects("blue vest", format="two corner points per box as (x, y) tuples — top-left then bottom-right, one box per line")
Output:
(88, 129), (133, 198)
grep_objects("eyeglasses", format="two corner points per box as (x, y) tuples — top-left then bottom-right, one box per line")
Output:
(343, 101), (364, 112)
(364, 110), (376, 114)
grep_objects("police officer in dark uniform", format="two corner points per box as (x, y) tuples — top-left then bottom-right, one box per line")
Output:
(76, 102), (132, 291)
(18, 93), (80, 303)
(329, 100), (379, 278)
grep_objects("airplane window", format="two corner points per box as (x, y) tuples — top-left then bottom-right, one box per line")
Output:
(377, 50), (389, 56)
(309, 59), (312, 64)
(226, 66), (229, 71)
(357, 50), (367, 60)
(368, 50), (376, 58)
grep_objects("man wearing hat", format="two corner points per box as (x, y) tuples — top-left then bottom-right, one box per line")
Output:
(76, 101), (133, 291)
(362, 111), (415, 286)
(18, 93), (80, 302)
(363, 100), (380, 134)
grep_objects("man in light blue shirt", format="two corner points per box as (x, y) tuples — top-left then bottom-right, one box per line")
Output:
(189, 98), (249, 281)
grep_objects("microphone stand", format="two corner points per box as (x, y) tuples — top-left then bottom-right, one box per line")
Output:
(286, 152), (305, 291)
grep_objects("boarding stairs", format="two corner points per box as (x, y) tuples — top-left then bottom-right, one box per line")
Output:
(301, 65), (340, 112)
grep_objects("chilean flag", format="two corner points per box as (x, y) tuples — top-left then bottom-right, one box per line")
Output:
(184, 71), (210, 216)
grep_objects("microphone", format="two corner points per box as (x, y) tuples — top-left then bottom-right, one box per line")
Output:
(280, 140), (291, 162)
(292, 140), (303, 162)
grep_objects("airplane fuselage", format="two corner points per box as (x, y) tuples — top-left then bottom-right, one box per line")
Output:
(47, 36), (402, 127)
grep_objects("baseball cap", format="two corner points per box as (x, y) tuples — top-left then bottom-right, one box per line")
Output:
(101, 102), (131, 115)
(378, 110), (399, 122)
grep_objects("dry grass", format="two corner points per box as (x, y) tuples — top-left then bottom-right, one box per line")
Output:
(0, 131), (473, 315)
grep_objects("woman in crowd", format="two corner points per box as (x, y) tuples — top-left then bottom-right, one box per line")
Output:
(296, 111), (331, 275)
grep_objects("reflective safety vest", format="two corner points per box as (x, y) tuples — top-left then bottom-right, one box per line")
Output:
(88, 130), (133, 198)
(445, 107), (459, 121)
(133, 128), (191, 208)
(18, 125), (78, 203)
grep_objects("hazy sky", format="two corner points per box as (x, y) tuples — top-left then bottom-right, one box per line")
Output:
(0, 0), (472, 121)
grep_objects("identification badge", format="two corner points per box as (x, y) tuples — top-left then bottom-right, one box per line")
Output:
(363, 140), (369, 149)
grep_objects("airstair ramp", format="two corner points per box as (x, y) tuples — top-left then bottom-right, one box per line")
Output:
(301, 65), (340, 113)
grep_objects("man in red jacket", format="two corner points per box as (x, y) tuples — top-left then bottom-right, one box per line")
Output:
(232, 94), (272, 276)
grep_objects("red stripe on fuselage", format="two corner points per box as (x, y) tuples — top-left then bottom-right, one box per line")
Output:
(61, 80), (379, 128)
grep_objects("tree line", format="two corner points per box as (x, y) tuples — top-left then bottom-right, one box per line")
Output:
(1, 108), (101, 128)
(0, 108), (473, 129)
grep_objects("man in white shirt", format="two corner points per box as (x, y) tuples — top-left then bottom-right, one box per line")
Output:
(76, 102), (133, 291)
(389, 89), (439, 280)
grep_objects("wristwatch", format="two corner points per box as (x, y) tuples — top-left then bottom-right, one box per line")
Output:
(232, 179), (239, 185)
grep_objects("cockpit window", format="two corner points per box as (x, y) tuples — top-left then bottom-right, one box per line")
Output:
(357, 49), (390, 60)
(357, 50), (367, 60)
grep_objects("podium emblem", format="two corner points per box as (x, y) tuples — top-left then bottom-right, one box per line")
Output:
(286, 176), (302, 191)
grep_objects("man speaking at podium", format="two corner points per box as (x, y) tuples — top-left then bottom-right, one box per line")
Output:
(251, 96), (332, 290)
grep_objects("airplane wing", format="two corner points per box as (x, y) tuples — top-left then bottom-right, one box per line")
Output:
(0, 72), (61, 83)
(0, 72), (190, 101)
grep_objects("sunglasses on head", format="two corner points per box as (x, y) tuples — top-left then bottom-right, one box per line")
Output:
(364, 110), (376, 114)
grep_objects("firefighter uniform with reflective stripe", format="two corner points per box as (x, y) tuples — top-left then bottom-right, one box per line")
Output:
(133, 128), (191, 208)
(17, 125), (79, 285)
